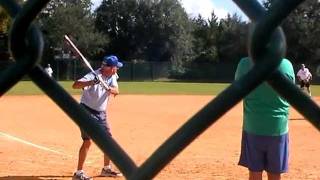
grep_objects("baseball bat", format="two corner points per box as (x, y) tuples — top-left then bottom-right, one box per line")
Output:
(64, 35), (110, 90)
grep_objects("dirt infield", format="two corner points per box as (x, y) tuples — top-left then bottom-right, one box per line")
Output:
(0, 95), (320, 180)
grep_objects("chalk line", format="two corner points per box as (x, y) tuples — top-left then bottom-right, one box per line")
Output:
(0, 131), (68, 156)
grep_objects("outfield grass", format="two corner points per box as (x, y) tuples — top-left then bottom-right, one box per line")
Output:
(5, 81), (320, 96)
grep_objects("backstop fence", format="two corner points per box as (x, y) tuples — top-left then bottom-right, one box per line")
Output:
(1, 0), (319, 180)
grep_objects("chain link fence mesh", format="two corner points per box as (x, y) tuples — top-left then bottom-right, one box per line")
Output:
(1, 0), (319, 179)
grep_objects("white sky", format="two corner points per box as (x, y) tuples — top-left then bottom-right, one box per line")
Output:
(180, 0), (228, 20)
(91, 0), (250, 21)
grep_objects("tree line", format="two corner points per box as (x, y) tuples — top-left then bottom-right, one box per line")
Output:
(1, 0), (320, 75)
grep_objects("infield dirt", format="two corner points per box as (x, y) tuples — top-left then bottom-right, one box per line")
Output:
(0, 95), (319, 179)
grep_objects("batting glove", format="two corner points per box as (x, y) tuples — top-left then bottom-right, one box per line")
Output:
(93, 76), (100, 84)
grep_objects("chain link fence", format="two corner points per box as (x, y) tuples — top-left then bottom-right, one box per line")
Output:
(1, 0), (320, 179)
(4, 58), (316, 84)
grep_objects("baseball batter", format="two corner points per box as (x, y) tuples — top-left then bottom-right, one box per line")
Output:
(72, 55), (123, 180)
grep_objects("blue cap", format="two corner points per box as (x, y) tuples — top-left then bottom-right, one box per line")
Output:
(102, 55), (123, 68)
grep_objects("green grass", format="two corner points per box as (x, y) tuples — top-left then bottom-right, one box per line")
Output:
(5, 81), (320, 96)
(6, 81), (228, 95)
(118, 82), (229, 95)
(5, 81), (80, 95)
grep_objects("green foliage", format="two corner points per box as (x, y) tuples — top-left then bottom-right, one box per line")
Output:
(95, 0), (193, 70)
(216, 14), (248, 63)
(191, 13), (220, 63)
(263, 0), (320, 65)
(0, 0), (30, 33)
(31, 0), (320, 81)
(181, 12), (248, 80)
(39, 0), (109, 63)
(284, 0), (320, 64)
(0, 7), (10, 33)
(95, 0), (141, 58)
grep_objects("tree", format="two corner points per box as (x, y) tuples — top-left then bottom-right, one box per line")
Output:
(0, 8), (10, 60)
(190, 12), (220, 63)
(263, 0), (320, 64)
(150, 0), (193, 68)
(217, 13), (248, 63)
(39, 0), (108, 62)
(283, 0), (320, 64)
(0, 0), (24, 61)
(0, 0), (27, 33)
(39, 0), (65, 18)
(0, 7), (10, 33)
(95, 0), (139, 59)
(95, 0), (193, 70)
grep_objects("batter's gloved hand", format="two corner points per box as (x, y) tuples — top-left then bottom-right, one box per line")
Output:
(93, 75), (100, 84)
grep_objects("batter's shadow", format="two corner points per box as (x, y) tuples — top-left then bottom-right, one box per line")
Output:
(0, 176), (72, 180)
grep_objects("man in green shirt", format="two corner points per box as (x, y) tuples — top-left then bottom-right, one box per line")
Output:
(235, 57), (295, 180)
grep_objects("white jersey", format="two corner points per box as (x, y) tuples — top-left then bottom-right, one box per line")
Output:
(297, 68), (312, 81)
(79, 69), (118, 111)
(45, 67), (53, 77)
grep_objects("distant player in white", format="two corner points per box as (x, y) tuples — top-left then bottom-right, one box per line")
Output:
(44, 64), (53, 77)
(72, 55), (123, 180)
(297, 63), (312, 96)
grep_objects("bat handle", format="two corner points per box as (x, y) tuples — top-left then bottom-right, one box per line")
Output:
(96, 74), (110, 90)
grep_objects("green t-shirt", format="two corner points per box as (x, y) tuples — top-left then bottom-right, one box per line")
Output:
(235, 57), (295, 136)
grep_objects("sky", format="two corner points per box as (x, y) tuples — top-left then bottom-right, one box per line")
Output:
(180, 0), (248, 20)
(90, 0), (264, 21)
